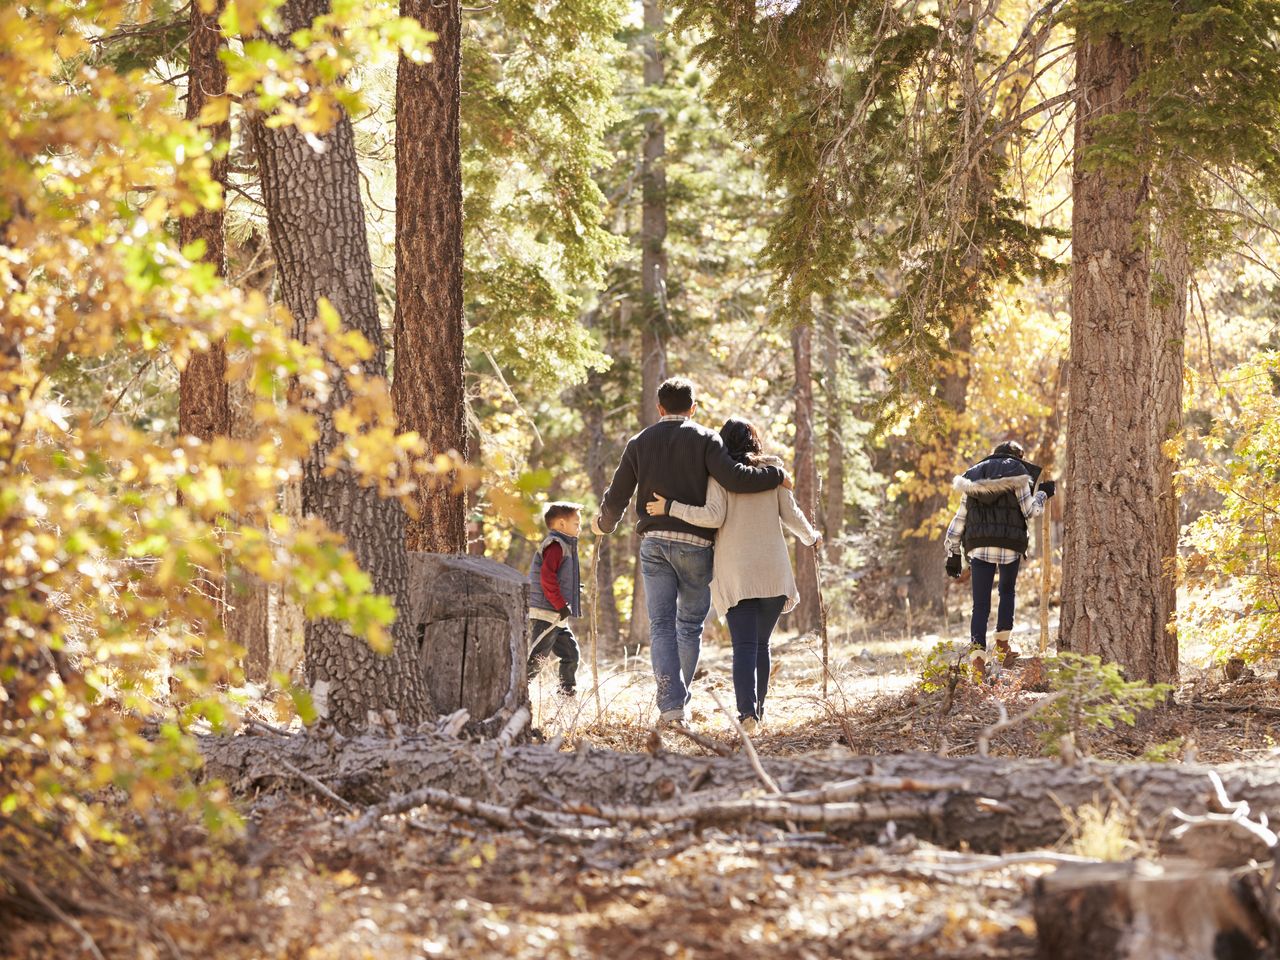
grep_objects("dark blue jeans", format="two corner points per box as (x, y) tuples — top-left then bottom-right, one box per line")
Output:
(725, 595), (787, 721)
(640, 537), (714, 714)
(969, 556), (1020, 649)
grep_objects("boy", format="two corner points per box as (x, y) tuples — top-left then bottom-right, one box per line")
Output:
(527, 501), (582, 695)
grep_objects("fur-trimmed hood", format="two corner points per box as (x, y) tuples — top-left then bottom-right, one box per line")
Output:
(952, 454), (1036, 502)
(951, 472), (1031, 497)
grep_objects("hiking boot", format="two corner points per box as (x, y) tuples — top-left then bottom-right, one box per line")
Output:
(739, 717), (759, 736)
(657, 707), (687, 728)
(994, 629), (1019, 667)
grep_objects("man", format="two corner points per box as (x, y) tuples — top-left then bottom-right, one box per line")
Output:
(593, 377), (788, 724)
(944, 439), (1057, 679)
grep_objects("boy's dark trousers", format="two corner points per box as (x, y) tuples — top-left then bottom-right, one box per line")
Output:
(527, 620), (579, 694)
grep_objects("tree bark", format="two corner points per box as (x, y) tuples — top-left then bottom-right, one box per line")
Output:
(1150, 188), (1189, 679)
(822, 313), (845, 555)
(791, 323), (821, 632)
(227, 233), (275, 681)
(583, 378), (621, 653)
(249, 0), (434, 730)
(1061, 33), (1176, 682)
(177, 0), (230, 634)
(178, 0), (230, 448)
(394, 0), (467, 554)
(902, 321), (971, 619)
(204, 733), (1280, 856)
(628, 0), (669, 653)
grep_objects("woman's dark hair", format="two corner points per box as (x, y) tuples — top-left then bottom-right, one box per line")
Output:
(720, 417), (765, 464)
(992, 439), (1025, 459)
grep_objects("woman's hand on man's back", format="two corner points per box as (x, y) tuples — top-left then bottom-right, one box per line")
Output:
(646, 493), (668, 516)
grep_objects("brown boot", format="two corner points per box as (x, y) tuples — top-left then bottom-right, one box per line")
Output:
(994, 629), (1019, 667)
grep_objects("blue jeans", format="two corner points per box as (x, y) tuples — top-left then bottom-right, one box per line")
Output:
(725, 595), (787, 721)
(640, 536), (714, 713)
(969, 556), (1021, 649)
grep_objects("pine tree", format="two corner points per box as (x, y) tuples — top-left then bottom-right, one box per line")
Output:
(395, 0), (467, 554)
(250, 0), (434, 730)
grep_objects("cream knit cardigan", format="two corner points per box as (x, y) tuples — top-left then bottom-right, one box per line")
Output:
(668, 470), (820, 619)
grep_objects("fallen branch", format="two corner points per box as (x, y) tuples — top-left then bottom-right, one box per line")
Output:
(666, 722), (735, 758)
(359, 782), (946, 833)
(0, 865), (106, 960)
(496, 705), (530, 748)
(977, 690), (1068, 757)
(277, 757), (354, 812)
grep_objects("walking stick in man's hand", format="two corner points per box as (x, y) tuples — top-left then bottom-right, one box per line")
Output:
(588, 537), (603, 716)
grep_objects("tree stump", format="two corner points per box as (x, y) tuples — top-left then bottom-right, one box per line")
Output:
(1033, 860), (1269, 960)
(408, 553), (528, 725)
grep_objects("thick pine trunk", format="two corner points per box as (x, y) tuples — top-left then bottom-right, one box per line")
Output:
(249, 0), (433, 730)
(628, 0), (669, 653)
(1061, 34), (1177, 683)
(394, 0), (467, 554)
(791, 323), (821, 632)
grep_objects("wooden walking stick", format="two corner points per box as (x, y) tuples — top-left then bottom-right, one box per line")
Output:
(812, 545), (831, 700)
(588, 539), (603, 716)
(1039, 504), (1051, 656)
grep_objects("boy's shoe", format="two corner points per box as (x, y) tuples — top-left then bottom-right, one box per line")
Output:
(739, 717), (759, 736)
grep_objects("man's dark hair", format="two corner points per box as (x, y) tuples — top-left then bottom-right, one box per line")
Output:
(657, 377), (695, 414)
(544, 501), (582, 527)
(992, 439), (1026, 459)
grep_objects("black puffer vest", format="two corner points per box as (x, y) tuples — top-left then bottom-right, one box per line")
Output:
(953, 455), (1037, 555)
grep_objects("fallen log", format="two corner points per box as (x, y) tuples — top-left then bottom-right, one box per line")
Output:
(201, 732), (1280, 854)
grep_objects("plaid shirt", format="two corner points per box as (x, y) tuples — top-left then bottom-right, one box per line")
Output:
(944, 482), (1046, 564)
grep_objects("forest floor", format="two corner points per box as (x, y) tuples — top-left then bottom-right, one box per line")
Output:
(8, 597), (1280, 960)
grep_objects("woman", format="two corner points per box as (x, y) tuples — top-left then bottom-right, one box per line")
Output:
(646, 417), (821, 733)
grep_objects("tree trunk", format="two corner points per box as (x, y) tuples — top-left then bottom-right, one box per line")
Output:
(791, 323), (821, 632)
(628, 0), (668, 653)
(822, 313), (845, 555)
(204, 734), (1280, 856)
(178, 0), (230, 450)
(903, 322), (971, 619)
(394, 0), (467, 554)
(583, 380), (621, 653)
(1061, 33), (1176, 683)
(1150, 188), (1189, 678)
(249, 0), (434, 730)
(177, 0), (230, 631)
(227, 234), (275, 681)
(406, 553), (528, 724)
(1033, 862), (1268, 960)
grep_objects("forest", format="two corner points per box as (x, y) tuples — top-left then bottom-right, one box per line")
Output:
(6, 0), (1280, 956)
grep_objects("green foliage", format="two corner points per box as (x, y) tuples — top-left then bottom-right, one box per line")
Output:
(914, 640), (965, 693)
(462, 0), (627, 390)
(1181, 349), (1280, 662)
(1039, 653), (1173, 754)
(1142, 736), (1184, 762)
(675, 0), (1062, 416)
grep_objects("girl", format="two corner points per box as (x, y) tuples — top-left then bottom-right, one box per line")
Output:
(647, 417), (820, 732)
